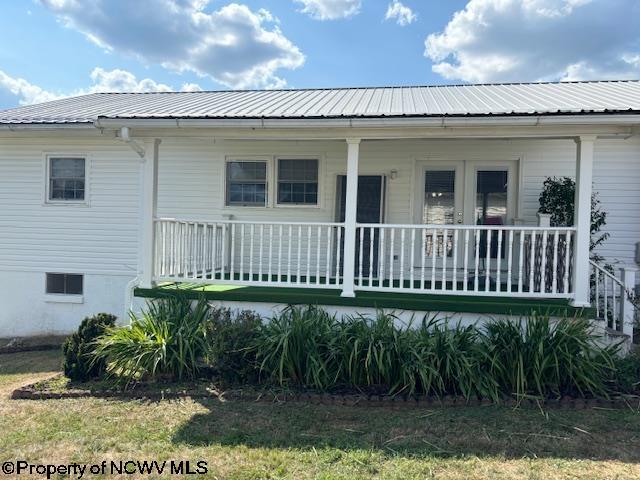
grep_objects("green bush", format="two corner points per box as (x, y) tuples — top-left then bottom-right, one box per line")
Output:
(481, 315), (617, 399)
(253, 306), (618, 400)
(202, 307), (262, 384)
(62, 313), (117, 382)
(257, 305), (340, 390)
(94, 296), (209, 385)
(610, 351), (640, 394)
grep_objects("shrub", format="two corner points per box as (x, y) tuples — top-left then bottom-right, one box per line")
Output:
(203, 307), (262, 384)
(610, 351), (640, 394)
(256, 305), (340, 390)
(94, 296), (209, 385)
(537, 176), (609, 258)
(62, 313), (117, 382)
(481, 315), (617, 399)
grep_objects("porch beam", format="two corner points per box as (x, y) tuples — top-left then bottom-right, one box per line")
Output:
(571, 135), (596, 307)
(140, 138), (161, 289)
(341, 138), (361, 298)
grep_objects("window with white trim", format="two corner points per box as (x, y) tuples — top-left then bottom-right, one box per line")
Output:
(277, 158), (319, 205)
(46, 273), (83, 295)
(48, 157), (86, 201)
(225, 160), (268, 206)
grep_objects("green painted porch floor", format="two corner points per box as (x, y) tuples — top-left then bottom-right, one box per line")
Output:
(135, 283), (593, 318)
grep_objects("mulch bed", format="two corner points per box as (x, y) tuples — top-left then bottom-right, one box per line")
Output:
(11, 374), (640, 411)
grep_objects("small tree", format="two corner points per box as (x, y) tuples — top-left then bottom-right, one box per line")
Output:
(538, 176), (609, 262)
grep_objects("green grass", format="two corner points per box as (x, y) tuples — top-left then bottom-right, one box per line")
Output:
(1, 351), (640, 479)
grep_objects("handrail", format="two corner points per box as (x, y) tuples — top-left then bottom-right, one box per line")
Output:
(356, 223), (576, 232)
(155, 217), (344, 227)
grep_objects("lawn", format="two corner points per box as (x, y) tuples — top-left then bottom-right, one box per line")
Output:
(1, 351), (639, 479)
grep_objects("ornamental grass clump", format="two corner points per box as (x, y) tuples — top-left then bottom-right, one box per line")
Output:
(481, 315), (617, 400)
(93, 296), (210, 385)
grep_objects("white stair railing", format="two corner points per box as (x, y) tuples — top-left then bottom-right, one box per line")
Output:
(589, 260), (637, 336)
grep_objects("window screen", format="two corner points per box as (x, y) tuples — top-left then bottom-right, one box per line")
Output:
(277, 159), (318, 205)
(49, 157), (85, 201)
(46, 273), (83, 295)
(226, 161), (268, 206)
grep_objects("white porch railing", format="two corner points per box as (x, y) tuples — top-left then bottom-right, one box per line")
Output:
(154, 218), (345, 288)
(354, 224), (576, 297)
(153, 218), (577, 299)
(590, 260), (637, 335)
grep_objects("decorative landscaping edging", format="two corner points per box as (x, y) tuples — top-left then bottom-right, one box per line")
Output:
(11, 376), (640, 410)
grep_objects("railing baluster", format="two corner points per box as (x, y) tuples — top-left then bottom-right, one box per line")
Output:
(278, 225), (283, 283)
(389, 228), (395, 288)
(379, 228), (385, 287)
(325, 226), (331, 285)
(240, 224), (245, 282)
(229, 224), (235, 281)
(563, 231), (571, 294)
(420, 227), (426, 290)
(316, 225), (322, 285)
(485, 229), (491, 293)
(496, 230), (502, 293)
(258, 224), (264, 282)
(268, 224), (274, 283)
(358, 226), (364, 286)
(518, 231), (524, 293)
(307, 226), (312, 285)
(211, 223), (217, 280)
(431, 229), (437, 290)
(474, 228), (480, 292)
(552, 230), (559, 294)
(409, 228), (415, 289)
(288, 225), (293, 283)
(220, 223), (227, 281)
(463, 229), (469, 292)
(297, 225), (302, 284)
(369, 226), (375, 287)
(529, 231), (536, 293)
(336, 226), (342, 285)
(507, 230), (513, 294)
(399, 228), (406, 290)
(452, 230), (458, 292)
(441, 228), (448, 291)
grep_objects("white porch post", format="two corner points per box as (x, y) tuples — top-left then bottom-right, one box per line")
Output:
(341, 138), (361, 298)
(571, 135), (596, 307)
(140, 139), (161, 289)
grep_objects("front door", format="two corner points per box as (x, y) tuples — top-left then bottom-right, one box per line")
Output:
(337, 175), (385, 276)
(416, 160), (518, 283)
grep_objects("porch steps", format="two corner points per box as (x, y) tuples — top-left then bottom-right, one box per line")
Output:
(135, 284), (594, 318)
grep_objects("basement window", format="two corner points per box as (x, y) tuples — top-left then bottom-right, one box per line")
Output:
(46, 273), (83, 295)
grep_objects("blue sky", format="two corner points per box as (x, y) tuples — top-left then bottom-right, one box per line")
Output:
(0, 0), (639, 109)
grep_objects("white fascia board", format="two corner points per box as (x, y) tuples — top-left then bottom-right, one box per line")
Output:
(93, 114), (640, 130)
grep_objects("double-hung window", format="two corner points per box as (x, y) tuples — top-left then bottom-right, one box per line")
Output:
(48, 156), (86, 202)
(277, 158), (319, 205)
(226, 160), (268, 207)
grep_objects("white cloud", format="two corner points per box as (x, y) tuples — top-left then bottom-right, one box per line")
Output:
(425, 0), (640, 83)
(295, 0), (361, 20)
(385, 1), (416, 26)
(39, 0), (304, 89)
(0, 68), (203, 107)
(0, 71), (65, 105)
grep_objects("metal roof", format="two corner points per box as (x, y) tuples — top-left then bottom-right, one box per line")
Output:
(1, 80), (640, 125)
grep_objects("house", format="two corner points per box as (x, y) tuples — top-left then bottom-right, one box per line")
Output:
(0, 80), (639, 342)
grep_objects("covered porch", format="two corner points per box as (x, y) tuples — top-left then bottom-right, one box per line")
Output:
(129, 128), (635, 335)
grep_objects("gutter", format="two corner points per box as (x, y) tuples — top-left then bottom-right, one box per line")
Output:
(92, 114), (640, 129)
